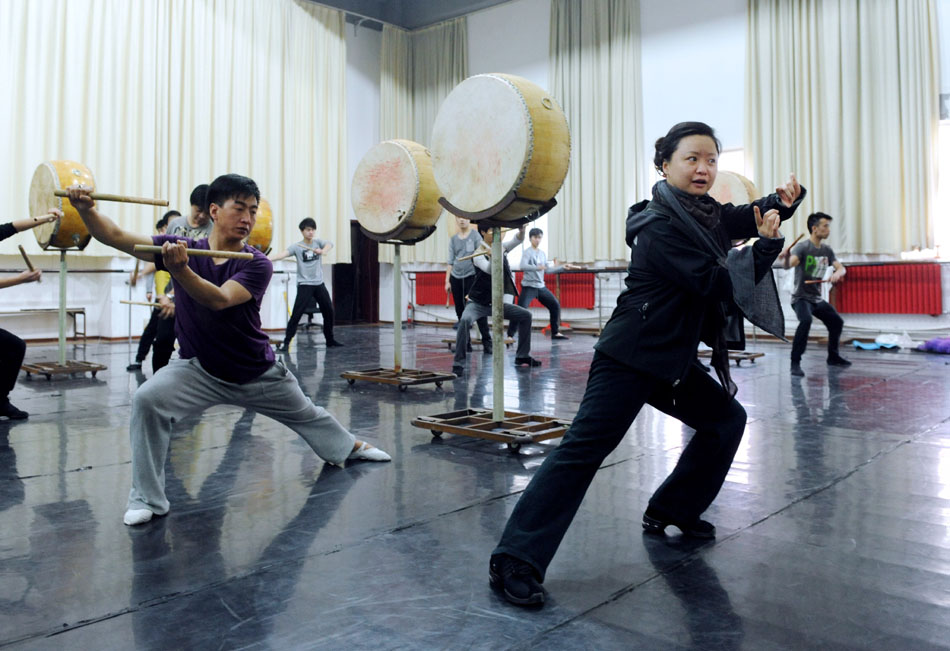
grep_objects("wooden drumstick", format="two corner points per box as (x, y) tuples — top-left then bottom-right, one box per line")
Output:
(457, 243), (491, 262)
(54, 189), (169, 207)
(782, 233), (805, 256)
(133, 244), (254, 260)
(18, 245), (35, 271)
(18, 244), (41, 283)
(120, 300), (163, 307)
(804, 279), (829, 284)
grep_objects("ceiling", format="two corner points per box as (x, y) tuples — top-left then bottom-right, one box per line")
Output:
(309, 0), (514, 31)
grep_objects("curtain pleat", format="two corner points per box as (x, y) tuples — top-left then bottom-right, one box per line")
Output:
(549, 0), (644, 263)
(746, 0), (938, 255)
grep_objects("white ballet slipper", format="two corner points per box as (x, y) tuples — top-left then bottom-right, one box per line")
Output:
(123, 508), (154, 526)
(347, 441), (391, 462)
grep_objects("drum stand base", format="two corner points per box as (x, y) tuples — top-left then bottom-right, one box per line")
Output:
(696, 350), (765, 367)
(412, 408), (570, 452)
(21, 360), (107, 381)
(443, 337), (515, 352)
(341, 367), (457, 392)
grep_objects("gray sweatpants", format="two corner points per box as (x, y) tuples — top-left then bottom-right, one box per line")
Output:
(128, 357), (355, 514)
(454, 301), (531, 363)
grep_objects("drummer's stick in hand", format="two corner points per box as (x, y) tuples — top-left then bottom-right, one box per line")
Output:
(18, 245), (39, 283)
(781, 233), (805, 257)
(133, 244), (254, 260)
(804, 279), (830, 284)
(54, 189), (168, 207)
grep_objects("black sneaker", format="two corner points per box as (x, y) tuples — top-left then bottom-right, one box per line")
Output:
(0, 400), (28, 420)
(551, 332), (569, 340)
(514, 356), (542, 367)
(489, 554), (544, 606)
(274, 343), (289, 353)
(642, 509), (715, 539)
(827, 355), (852, 367)
(326, 340), (344, 348)
(483, 344), (492, 355)
(126, 361), (143, 371)
(790, 362), (805, 377)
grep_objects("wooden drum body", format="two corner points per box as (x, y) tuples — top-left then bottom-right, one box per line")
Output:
(709, 170), (759, 206)
(431, 73), (570, 224)
(29, 160), (95, 250)
(247, 197), (273, 252)
(351, 139), (442, 243)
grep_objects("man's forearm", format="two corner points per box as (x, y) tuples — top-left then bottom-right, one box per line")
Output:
(169, 265), (231, 310)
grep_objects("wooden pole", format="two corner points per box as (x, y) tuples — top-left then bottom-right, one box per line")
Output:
(133, 244), (253, 260)
(491, 227), (504, 421)
(54, 190), (168, 206)
(393, 244), (402, 372)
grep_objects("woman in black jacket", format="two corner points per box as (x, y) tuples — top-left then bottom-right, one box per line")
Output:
(489, 121), (805, 606)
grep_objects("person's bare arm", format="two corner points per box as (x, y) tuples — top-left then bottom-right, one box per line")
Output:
(63, 185), (156, 261)
(0, 269), (42, 289)
(268, 249), (293, 262)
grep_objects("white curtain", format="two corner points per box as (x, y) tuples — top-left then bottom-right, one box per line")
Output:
(1, 0), (348, 261)
(550, 0), (644, 263)
(377, 19), (467, 264)
(746, 0), (939, 255)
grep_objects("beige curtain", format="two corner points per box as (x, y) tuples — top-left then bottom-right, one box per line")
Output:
(1, 0), (348, 261)
(550, 0), (644, 263)
(377, 19), (467, 263)
(746, 0), (939, 255)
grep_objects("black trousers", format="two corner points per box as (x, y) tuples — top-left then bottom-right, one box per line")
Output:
(285, 283), (335, 344)
(493, 351), (746, 580)
(511, 285), (561, 336)
(449, 274), (490, 341)
(791, 299), (844, 362)
(135, 310), (176, 372)
(0, 328), (26, 400)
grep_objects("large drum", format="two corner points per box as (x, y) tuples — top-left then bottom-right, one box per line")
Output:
(29, 160), (95, 250)
(247, 197), (273, 253)
(431, 73), (570, 223)
(351, 139), (442, 243)
(709, 170), (759, 206)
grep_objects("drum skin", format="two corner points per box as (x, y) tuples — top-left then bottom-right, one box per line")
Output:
(431, 73), (570, 222)
(709, 170), (759, 206)
(29, 160), (95, 250)
(351, 139), (442, 243)
(248, 198), (273, 252)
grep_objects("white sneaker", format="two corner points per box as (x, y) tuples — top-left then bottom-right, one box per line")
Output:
(123, 508), (154, 526)
(347, 441), (391, 462)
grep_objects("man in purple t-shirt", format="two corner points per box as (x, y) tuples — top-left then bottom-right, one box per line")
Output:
(63, 174), (390, 527)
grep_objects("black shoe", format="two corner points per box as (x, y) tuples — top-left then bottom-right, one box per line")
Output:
(126, 362), (143, 371)
(452, 364), (464, 376)
(642, 510), (715, 539)
(552, 332), (569, 340)
(790, 362), (805, 377)
(467, 342), (473, 352)
(326, 340), (344, 348)
(489, 554), (544, 606)
(514, 356), (542, 367)
(0, 400), (28, 420)
(483, 344), (493, 355)
(827, 355), (851, 367)
(274, 343), (289, 353)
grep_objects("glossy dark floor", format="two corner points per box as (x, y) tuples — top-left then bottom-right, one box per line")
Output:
(2, 325), (950, 650)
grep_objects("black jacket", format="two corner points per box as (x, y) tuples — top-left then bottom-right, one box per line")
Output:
(594, 182), (805, 385)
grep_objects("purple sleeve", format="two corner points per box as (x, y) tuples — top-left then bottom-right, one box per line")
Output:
(228, 253), (273, 302)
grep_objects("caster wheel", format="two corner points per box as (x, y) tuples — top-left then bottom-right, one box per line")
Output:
(347, 378), (356, 385)
(92, 372), (98, 378)
(431, 431), (443, 438)
(435, 381), (443, 388)
(399, 384), (408, 392)
(45, 374), (52, 381)
(507, 442), (521, 452)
